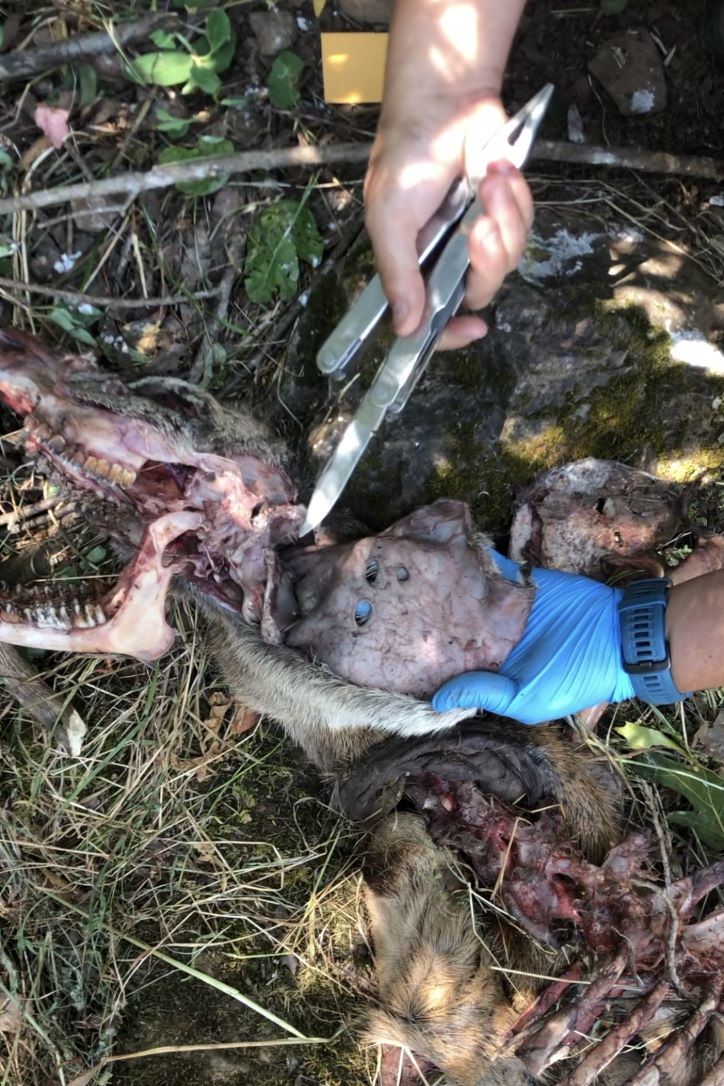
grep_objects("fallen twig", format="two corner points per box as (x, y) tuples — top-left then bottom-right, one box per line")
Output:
(533, 139), (724, 180)
(0, 642), (85, 753)
(0, 13), (179, 82)
(0, 144), (371, 215)
(1, 140), (721, 217)
(190, 235), (245, 386)
(0, 276), (220, 309)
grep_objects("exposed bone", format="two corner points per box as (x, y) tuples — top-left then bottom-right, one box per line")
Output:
(626, 988), (722, 1086)
(517, 950), (629, 1075)
(698, 1054), (724, 1086)
(0, 512), (202, 660)
(561, 981), (670, 1086)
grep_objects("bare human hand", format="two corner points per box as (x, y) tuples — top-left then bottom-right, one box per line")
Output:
(364, 0), (530, 349)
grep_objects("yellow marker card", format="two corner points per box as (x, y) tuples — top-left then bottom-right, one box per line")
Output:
(321, 32), (388, 104)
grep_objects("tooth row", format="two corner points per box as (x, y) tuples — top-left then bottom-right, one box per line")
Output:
(83, 455), (136, 486)
(24, 416), (137, 488)
(0, 599), (106, 629)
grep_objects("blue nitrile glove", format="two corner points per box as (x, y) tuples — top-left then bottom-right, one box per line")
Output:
(432, 549), (636, 725)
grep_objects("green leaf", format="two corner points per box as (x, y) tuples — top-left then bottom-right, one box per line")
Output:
(206, 9), (233, 52)
(78, 63), (97, 107)
(155, 107), (192, 137)
(48, 306), (97, 347)
(85, 545), (108, 566)
(628, 751), (724, 842)
(244, 199), (323, 306)
(157, 135), (234, 196)
(184, 63), (222, 96)
(667, 809), (724, 850)
(600, 0), (628, 11)
(126, 50), (194, 87)
(150, 29), (177, 48)
(266, 51), (304, 110)
(616, 721), (685, 755)
(194, 24), (236, 74)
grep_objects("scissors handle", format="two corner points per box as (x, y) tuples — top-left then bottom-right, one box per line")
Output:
(380, 197), (479, 415)
(316, 177), (471, 378)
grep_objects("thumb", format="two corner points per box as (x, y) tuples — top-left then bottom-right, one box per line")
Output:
(365, 204), (427, 336)
(432, 671), (519, 714)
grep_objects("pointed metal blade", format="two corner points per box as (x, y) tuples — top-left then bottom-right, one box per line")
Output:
(464, 83), (554, 187)
(299, 398), (387, 535)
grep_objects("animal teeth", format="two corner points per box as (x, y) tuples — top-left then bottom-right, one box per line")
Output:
(85, 455), (100, 474)
(109, 462), (128, 484)
(94, 458), (113, 480)
(35, 607), (66, 630)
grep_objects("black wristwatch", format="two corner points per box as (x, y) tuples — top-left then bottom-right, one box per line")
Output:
(618, 578), (690, 705)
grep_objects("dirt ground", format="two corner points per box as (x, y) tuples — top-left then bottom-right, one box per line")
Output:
(0, 2), (722, 1086)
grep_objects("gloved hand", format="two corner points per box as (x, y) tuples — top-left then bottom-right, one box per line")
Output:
(432, 550), (636, 724)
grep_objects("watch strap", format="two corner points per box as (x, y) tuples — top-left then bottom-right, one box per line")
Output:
(618, 578), (690, 705)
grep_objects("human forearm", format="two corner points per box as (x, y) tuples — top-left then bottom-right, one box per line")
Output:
(382, 0), (528, 115)
(366, 0), (531, 341)
(667, 572), (724, 692)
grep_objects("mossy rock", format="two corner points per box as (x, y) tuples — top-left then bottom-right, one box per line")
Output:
(298, 209), (724, 535)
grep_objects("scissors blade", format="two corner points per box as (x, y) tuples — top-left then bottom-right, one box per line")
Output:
(299, 394), (387, 536)
(464, 82), (554, 186)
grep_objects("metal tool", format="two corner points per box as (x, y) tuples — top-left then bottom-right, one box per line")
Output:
(301, 84), (554, 537)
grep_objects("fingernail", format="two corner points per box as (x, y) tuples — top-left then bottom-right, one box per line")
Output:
(489, 159), (517, 177)
(392, 301), (408, 331)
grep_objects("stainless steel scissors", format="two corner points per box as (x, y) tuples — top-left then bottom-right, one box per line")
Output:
(300, 83), (554, 537)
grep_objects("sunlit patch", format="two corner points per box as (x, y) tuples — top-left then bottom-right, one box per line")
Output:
(668, 328), (724, 373)
(439, 3), (479, 62)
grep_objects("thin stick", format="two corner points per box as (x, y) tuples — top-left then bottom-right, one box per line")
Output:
(0, 14), (179, 82)
(532, 139), (724, 180)
(1, 140), (722, 217)
(0, 276), (220, 309)
(0, 642), (84, 752)
(68, 1035), (337, 1086)
(0, 144), (372, 215)
(189, 235), (245, 386)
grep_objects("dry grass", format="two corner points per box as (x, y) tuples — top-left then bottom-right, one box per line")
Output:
(0, 609), (372, 1086)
